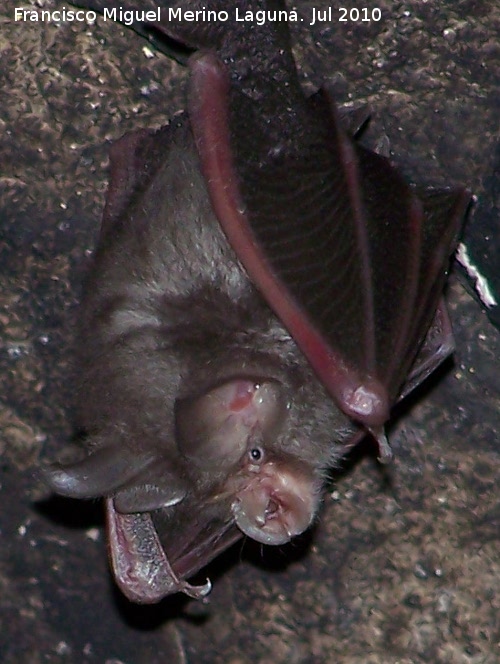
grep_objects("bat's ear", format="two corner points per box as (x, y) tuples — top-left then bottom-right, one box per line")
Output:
(100, 129), (149, 239)
(100, 122), (180, 242)
(112, 461), (188, 513)
(43, 442), (189, 512)
(42, 443), (157, 499)
(113, 485), (186, 514)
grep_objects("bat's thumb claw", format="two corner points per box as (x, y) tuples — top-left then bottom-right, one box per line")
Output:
(369, 427), (393, 464)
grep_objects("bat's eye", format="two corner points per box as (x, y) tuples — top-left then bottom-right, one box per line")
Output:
(249, 447), (264, 462)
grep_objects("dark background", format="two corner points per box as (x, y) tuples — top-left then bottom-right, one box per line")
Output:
(1, 1), (499, 662)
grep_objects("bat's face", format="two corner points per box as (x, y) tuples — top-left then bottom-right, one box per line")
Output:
(107, 377), (318, 600)
(175, 378), (318, 545)
(102, 355), (358, 602)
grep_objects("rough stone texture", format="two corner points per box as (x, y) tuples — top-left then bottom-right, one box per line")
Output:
(0, 1), (498, 663)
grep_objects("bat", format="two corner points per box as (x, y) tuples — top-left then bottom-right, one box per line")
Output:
(45, 0), (470, 603)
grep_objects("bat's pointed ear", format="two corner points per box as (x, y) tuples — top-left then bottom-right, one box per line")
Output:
(113, 461), (188, 513)
(113, 485), (186, 514)
(100, 128), (158, 239)
(42, 443), (156, 499)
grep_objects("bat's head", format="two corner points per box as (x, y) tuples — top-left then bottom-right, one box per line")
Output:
(45, 359), (355, 602)
(175, 378), (322, 544)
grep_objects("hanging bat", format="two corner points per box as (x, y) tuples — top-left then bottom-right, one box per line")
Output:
(45, 0), (470, 603)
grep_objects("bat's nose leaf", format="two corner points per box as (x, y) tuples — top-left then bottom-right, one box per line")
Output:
(231, 461), (319, 545)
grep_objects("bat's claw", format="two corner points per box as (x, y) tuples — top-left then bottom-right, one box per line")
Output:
(181, 577), (212, 600)
(369, 427), (393, 464)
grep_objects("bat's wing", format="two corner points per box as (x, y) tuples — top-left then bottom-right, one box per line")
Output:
(187, 53), (470, 439)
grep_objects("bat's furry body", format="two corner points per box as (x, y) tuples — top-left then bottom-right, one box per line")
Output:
(46, 1), (469, 601)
